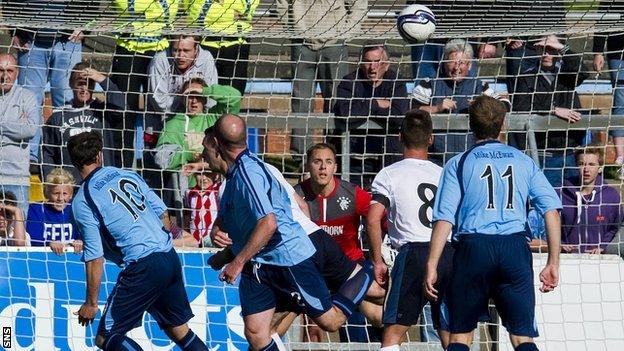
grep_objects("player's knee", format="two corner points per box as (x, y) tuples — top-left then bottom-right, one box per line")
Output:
(244, 326), (270, 347)
(313, 311), (343, 332)
(366, 280), (386, 301)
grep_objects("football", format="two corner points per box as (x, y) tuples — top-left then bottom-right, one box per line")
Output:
(397, 4), (436, 43)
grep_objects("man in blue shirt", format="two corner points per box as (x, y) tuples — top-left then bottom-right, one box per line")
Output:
(424, 96), (562, 351)
(68, 131), (208, 351)
(203, 114), (373, 351)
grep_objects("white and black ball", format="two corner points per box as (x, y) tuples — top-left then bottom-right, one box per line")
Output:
(397, 4), (436, 43)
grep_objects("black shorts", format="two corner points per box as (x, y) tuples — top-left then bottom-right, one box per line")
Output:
(309, 229), (358, 291)
(383, 242), (454, 329)
(442, 234), (538, 337)
(97, 249), (194, 338)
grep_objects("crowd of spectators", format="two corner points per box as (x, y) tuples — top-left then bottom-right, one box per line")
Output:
(0, 1), (623, 261)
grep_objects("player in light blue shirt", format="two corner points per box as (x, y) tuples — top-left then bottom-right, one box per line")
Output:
(203, 115), (373, 351)
(424, 96), (562, 351)
(69, 131), (208, 351)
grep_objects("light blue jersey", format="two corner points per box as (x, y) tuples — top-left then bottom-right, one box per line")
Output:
(72, 167), (172, 266)
(433, 140), (562, 240)
(219, 150), (315, 266)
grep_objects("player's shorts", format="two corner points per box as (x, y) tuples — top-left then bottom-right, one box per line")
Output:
(383, 241), (454, 328)
(442, 234), (538, 337)
(238, 257), (334, 318)
(309, 229), (358, 291)
(97, 249), (194, 338)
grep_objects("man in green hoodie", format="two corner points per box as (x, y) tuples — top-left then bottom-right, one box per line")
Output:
(154, 77), (241, 186)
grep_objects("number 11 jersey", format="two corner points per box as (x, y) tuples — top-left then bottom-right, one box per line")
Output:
(433, 140), (561, 240)
(371, 158), (443, 249)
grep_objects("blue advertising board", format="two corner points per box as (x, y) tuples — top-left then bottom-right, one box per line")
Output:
(0, 248), (247, 351)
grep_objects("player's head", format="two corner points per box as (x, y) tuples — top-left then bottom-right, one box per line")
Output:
(468, 95), (507, 140)
(444, 39), (473, 82)
(44, 168), (76, 212)
(574, 145), (604, 186)
(213, 114), (248, 153)
(306, 143), (338, 188)
(70, 62), (96, 106)
(203, 126), (227, 174)
(360, 44), (389, 86)
(0, 54), (18, 94)
(67, 131), (104, 173)
(400, 109), (433, 150)
(181, 77), (208, 115)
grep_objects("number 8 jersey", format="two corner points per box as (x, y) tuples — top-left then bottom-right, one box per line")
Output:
(72, 167), (172, 267)
(433, 140), (562, 240)
(371, 158), (443, 249)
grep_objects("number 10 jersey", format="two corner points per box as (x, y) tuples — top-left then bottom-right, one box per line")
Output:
(371, 158), (444, 249)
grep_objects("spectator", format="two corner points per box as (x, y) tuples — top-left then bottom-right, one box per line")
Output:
(512, 35), (590, 188)
(411, 39), (508, 165)
(294, 143), (381, 342)
(154, 78), (241, 186)
(0, 191), (28, 246)
(0, 54), (41, 217)
(110, 0), (179, 168)
(593, 30), (624, 179)
(182, 168), (223, 247)
(275, 0), (366, 156)
(42, 63), (124, 181)
(560, 146), (622, 254)
(26, 168), (82, 254)
(333, 44), (409, 187)
(184, 0), (259, 95)
(148, 35), (218, 114)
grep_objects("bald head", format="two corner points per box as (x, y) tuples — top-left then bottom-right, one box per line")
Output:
(0, 54), (18, 94)
(214, 114), (247, 150)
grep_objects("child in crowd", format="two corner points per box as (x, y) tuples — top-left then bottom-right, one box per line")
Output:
(26, 168), (82, 254)
(0, 191), (28, 246)
(182, 166), (223, 247)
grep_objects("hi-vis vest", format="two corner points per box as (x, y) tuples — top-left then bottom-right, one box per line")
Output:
(184, 0), (259, 48)
(114, 0), (179, 53)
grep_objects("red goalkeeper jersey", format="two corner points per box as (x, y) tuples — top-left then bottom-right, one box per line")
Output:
(295, 177), (370, 261)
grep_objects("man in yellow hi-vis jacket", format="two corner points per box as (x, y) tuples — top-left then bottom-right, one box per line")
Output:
(184, 0), (259, 94)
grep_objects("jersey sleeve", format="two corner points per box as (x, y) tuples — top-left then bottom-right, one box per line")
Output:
(433, 159), (462, 225)
(528, 162), (562, 214)
(355, 186), (372, 216)
(371, 170), (392, 209)
(72, 193), (104, 262)
(239, 165), (274, 221)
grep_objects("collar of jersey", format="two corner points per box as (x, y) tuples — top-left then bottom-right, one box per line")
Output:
(474, 139), (501, 147)
(226, 148), (250, 179)
(81, 166), (103, 185)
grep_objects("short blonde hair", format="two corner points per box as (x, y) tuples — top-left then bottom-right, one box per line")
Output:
(44, 168), (76, 194)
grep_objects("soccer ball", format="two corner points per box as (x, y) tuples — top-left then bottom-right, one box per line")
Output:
(397, 4), (436, 43)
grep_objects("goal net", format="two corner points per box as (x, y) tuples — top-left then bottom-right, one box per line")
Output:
(1, 0), (624, 350)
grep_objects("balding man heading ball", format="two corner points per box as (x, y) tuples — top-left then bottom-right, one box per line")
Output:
(203, 114), (374, 351)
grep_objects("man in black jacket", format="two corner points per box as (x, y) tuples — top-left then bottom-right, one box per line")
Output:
(42, 63), (124, 181)
(333, 44), (409, 188)
(512, 35), (590, 188)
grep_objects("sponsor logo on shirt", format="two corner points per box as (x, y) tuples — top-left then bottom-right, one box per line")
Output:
(321, 225), (344, 237)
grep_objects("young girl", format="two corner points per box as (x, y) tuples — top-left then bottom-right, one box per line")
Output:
(26, 168), (82, 254)
(0, 191), (28, 246)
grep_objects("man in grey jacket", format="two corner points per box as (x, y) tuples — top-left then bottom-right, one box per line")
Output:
(0, 54), (42, 218)
(148, 35), (219, 115)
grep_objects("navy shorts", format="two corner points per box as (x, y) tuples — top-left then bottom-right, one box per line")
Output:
(97, 249), (194, 338)
(238, 257), (334, 318)
(442, 234), (538, 337)
(383, 242), (454, 328)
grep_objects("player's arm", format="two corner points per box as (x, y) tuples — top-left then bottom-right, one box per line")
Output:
(424, 220), (453, 301)
(540, 210), (561, 293)
(366, 202), (387, 285)
(76, 257), (104, 326)
(293, 192), (311, 218)
(220, 213), (277, 284)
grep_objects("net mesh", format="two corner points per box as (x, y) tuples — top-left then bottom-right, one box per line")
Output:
(0, 0), (624, 350)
